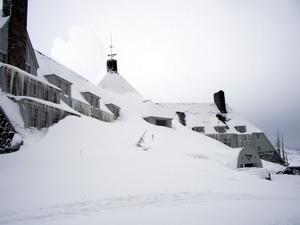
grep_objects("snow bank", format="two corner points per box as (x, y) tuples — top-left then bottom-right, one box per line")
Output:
(1, 115), (300, 225)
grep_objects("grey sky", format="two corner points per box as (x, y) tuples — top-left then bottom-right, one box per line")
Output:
(7, 0), (300, 147)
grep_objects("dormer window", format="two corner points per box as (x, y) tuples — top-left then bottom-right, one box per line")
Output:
(235, 126), (247, 133)
(215, 126), (227, 133)
(192, 127), (205, 133)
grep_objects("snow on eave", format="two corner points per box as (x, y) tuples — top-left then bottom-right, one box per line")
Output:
(10, 95), (81, 117)
(35, 51), (112, 106)
(0, 62), (61, 92)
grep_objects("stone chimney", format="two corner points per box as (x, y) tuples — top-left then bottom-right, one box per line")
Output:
(2, 0), (11, 17)
(214, 90), (227, 114)
(7, 0), (28, 71)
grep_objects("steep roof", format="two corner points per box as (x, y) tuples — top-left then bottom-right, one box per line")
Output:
(35, 51), (112, 114)
(157, 103), (262, 134)
(98, 72), (141, 95)
(98, 72), (172, 119)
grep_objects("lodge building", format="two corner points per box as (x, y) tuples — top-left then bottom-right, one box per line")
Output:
(0, 0), (285, 167)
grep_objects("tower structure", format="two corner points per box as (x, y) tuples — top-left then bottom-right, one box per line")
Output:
(106, 35), (118, 73)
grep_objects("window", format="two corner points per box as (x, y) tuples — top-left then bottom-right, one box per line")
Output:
(257, 146), (261, 151)
(41, 110), (48, 128)
(32, 83), (37, 97)
(235, 126), (247, 133)
(156, 119), (167, 127)
(192, 127), (205, 133)
(22, 79), (27, 96)
(255, 133), (260, 140)
(245, 163), (254, 168)
(58, 80), (62, 88)
(53, 109), (60, 123)
(215, 126), (227, 133)
(30, 108), (38, 128)
(223, 137), (231, 147)
(43, 90), (49, 101)
(53, 93), (58, 103)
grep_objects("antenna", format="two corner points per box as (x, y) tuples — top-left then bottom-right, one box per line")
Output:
(108, 34), (117, 59)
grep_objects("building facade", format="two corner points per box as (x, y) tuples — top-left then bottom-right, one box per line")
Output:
(158, 91), (285, 165)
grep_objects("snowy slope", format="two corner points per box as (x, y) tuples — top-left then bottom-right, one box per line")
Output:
(0, 115), (300, 225)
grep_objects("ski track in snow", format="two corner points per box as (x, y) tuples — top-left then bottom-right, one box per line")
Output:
(0, 192), (296, 225)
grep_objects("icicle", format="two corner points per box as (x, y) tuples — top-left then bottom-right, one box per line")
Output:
(9, 69), (15, 93)
(20, 70), (25, 95)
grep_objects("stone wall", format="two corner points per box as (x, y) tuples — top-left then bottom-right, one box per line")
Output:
(0, 106), (23, 154)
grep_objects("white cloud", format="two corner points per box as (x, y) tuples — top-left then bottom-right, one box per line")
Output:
(51, 27), (106, 84)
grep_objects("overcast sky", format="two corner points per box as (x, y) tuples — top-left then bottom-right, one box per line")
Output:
(10, 0), (300, 147)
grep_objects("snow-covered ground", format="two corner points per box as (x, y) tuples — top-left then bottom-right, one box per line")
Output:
(0, 114), (300, 225)
(286, 148), (300, 166)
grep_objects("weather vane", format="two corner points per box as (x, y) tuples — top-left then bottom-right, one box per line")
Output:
(108, 34), (117, 59)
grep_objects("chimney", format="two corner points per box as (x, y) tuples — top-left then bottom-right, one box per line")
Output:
(107, 59), (118, 73)
(214, 90), (227, 114)
(7, 0), (28, 71)
(2, 0), (11, 17)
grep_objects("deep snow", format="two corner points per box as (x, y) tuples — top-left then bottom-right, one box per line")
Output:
(0, 114), (300, 225)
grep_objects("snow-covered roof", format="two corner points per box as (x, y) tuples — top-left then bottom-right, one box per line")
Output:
(35, 51), (173, 120)
(11, 95), (81, 116)
(157, 103), (262, 134)
(98, 73), (173, 119)
(98, 72), (141, 95)
(0, 62), (61, 91)
(35, 51), (113, 115)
